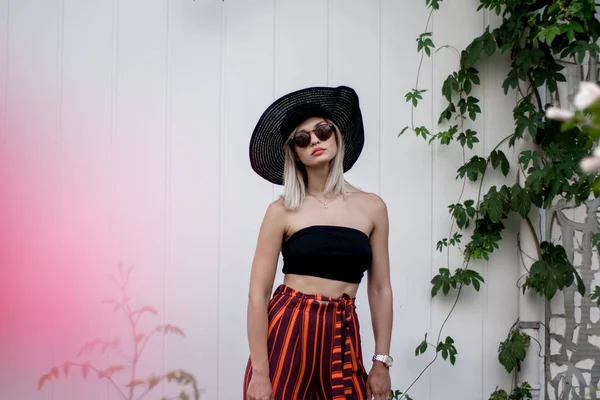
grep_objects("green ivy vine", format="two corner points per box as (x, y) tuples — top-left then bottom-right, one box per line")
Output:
(395, 0), (600, 399)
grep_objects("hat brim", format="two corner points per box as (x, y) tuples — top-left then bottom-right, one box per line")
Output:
(249, 86), (364, 185)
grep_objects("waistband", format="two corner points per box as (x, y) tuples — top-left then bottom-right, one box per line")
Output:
(273, 284), (356, 305)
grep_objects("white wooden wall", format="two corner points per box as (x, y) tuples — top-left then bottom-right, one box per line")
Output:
(0, 1), (521, 399)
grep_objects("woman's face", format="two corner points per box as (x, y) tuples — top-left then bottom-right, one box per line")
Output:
(289, 117), (338, 168)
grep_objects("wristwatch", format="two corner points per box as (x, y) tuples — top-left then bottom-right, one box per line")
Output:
(372, 354), (394, 368)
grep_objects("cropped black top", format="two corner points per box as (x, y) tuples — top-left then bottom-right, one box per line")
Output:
(281, 225), (372, 284)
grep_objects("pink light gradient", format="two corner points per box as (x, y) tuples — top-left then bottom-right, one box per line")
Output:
(0, 124), (117, 373)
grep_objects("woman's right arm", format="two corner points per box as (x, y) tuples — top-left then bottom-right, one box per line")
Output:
(247, 199), (286, 379)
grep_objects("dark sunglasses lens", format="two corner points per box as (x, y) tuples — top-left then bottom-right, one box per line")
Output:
(292, 131), (311, 148)
(314, 125), (333, 141)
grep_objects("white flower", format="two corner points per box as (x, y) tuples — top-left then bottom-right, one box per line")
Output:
(574, 81), (600, 110)
(579, 155), (600, 173)
(545, 106), (574, 121)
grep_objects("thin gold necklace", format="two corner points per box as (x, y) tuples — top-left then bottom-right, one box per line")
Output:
(308, 192), (336, 209)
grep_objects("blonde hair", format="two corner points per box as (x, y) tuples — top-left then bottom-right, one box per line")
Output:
(281, 121), (357, 211)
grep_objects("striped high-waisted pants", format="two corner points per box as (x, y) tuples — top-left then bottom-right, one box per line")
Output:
(243, 284), (369, 400)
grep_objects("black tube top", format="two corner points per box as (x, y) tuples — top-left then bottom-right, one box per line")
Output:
(281, 225), (372, 284)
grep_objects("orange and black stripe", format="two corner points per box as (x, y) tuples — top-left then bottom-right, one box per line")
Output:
(243, 284), (368, 400)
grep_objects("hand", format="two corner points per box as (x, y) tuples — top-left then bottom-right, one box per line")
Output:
(247, 373), (273, 400)
(366, 362), (391, 400)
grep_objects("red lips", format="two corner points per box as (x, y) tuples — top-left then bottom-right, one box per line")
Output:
(312, 148), (325, 155)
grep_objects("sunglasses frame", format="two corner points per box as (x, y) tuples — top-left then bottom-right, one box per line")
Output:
(288, 122), (335, 148)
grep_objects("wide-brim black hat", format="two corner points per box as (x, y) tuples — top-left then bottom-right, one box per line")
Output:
(249, 85), (364, 185)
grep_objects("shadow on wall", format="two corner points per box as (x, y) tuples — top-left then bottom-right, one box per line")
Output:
(37, 264), (204, 400)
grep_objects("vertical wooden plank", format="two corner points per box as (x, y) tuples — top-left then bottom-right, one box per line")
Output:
(49, 1), (114, 399)
(164, 1), (222, 399)
(380, 0), (433, 397)
(0, 0), (60, 399)
(276, 0), (328, 94)
(480, 10), (520, 399)
(111, 0), (168, 396)
(218, 1), (275, 399)
(430, 0), (485, 399)
(329, 0), (380, 194)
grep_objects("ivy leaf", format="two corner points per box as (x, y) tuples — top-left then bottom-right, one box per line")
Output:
(426, 0), (441, 10)
(459, 67), (480, 94)
(415, 333), (428, 356)
(490, 150), (510, 176)
(442, 73), (459, 102)
(405, 88), (427, 107)
(536, 25), (561, 45)
(417, 32), (435, 56)
(450, 232), (463, 246)
(457, 129), (480, 149)
(431, 268), (455, 297)
(454, 268), (485, 291)
(513, 100), (541, 140)
(489, 389), (509, 400)
(510, 184), (531, 217)
(481, 186), (504, 223)
(436, 336), (457, 365)
(498, 329), (530, 374)
(438, 102), (457, 124)
(457, 156), (487, 182)
(415, 126), (431, 139)
(466, 96), (481, 120)
(431, 125), (458, 145)
(464, 216), (504, 261)
(510, 382), (533, 400)
(436, 238), (448, 252)
(478, 0), (502, 15)
(391, 390), (413, 400)
(591, 286), (600, 307)
(456, 96), (482, 120)
(464, 199), (476, 218)
(518, 150), (541, 170)
(523, 242), (586, 300)
(482, 29), (497, 56)
(502, 67), (521, 95)
(449, 203), (468, 229)
(449, 201), (475, 229)
(398, 126), (411, 137)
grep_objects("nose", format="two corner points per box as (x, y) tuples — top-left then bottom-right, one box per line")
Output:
(309, 132), (321, 145)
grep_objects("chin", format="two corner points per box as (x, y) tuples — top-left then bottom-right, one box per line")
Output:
(305, 158), (333, 169)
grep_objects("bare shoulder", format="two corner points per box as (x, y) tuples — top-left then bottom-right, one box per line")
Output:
(265, 197), (287, 215)
(264, 197), (288, 221)
(261, 198), (289, 232)
(347, 189), (388, 216)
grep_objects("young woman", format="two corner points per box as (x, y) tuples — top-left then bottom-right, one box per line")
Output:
(244, 86), (394, 400)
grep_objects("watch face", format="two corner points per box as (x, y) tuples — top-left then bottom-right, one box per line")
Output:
(384, 356), (394, 367)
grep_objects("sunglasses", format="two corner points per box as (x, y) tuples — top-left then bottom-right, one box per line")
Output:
(289, 123), (335, 148)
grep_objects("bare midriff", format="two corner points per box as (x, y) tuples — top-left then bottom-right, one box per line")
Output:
(283, 274), (360, 299)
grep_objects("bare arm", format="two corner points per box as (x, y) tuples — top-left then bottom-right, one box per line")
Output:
(366, 194), (393, 358)
(246, 200), (286, 378)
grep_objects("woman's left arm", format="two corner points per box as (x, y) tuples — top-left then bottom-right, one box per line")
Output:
(367, 194), (393, 358)
(365, 194), (393, 399)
